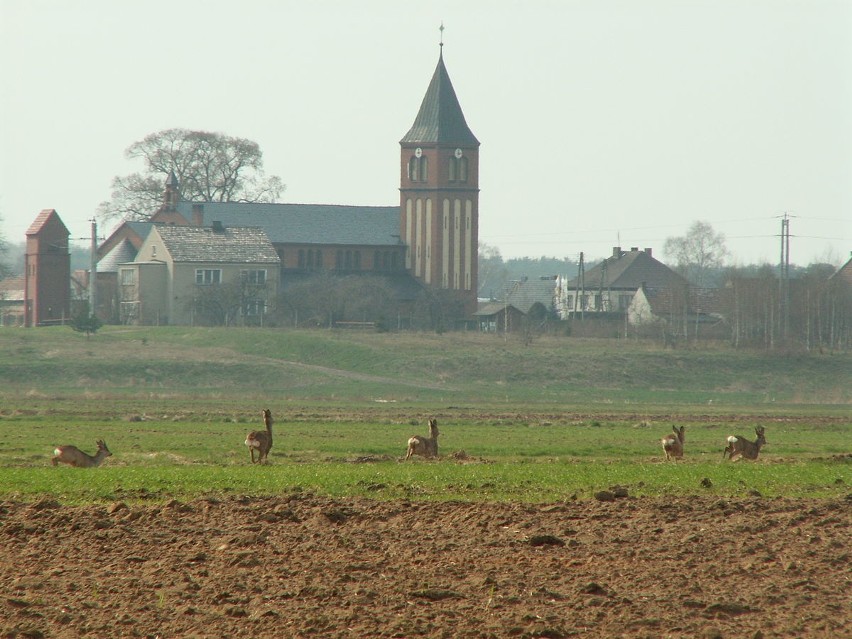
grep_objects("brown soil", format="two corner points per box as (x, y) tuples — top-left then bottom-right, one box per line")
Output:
(2, 495), (849, 639)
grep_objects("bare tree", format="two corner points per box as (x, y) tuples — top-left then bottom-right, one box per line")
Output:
(663, 221), (729, 287)
(0, 213), (9, 279)
(98, 129), (284, 223)
(477, 242), (508, 298)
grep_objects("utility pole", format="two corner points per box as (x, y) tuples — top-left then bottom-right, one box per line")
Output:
(779, 213), (791, 341)
(89, 219), (97, 318)
(578, 252), (585, 321)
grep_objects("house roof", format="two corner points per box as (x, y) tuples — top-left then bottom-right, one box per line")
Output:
(505, 278), (557, 314)
(474, 302), (522, 317)
(175, 202), (401, 247)
(153, 225), (280, 264)
(830, 254), (852, 286)
(564, 248), (688, 290)
(400, 53), (479, 147)
(98, 238), (139, 272)
(0, 275), (25, 301)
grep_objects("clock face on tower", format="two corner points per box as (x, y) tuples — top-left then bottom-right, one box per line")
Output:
(454, 148), (463, 159)
(414, 148), (422, 158)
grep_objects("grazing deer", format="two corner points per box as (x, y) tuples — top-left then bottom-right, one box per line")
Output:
(723, 426), (767, 461)
(661, 425), (685, 461)
(405, 418), (439, 460)
(245, 409), (273, 464)
(52, 440), (112, 468)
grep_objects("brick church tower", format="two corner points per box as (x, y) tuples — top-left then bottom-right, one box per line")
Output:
(400, 45), (480, 314)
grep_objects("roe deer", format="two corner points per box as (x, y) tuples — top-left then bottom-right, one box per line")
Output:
(405, 418), (439, 460)
(723, 426), (766, 461)
(246, 409), (273, 464)
(52, 440), (112, 468)
(661, 425), (685, 461)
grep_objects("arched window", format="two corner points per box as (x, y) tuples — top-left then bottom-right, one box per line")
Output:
(449, 156), (457, 181)
(408, 155), (428, 182)
(459, 157), (468, 182)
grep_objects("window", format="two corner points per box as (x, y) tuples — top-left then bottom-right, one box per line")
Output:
(120, 268), (135, 286)
(243, 300), (266, 316)
(298, 249), (306, 269)
(195, 269), (221, 285)
(408, 155), (428, 182)
(449, 156), (467, 182)
(618, 294), (633, 310)
(240, 269), (267, 285)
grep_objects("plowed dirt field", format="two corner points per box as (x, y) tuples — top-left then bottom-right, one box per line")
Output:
(2, 495), (849, 638)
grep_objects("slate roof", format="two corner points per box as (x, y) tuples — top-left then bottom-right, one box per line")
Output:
(564, 248), (688, 290)
(154, 225), (280, 264)
(400, 53), (479, 147)
(98, 239), (138, 272)
(175, 202), (401, 247)
(505, 278), (558, 314)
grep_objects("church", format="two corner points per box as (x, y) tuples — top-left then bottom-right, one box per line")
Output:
(94, 45), (481, 326)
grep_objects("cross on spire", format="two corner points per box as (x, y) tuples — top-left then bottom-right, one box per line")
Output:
(439, 22), (444, 50)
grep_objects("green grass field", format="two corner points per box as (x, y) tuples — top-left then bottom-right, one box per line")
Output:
(0, 326), (849, 502)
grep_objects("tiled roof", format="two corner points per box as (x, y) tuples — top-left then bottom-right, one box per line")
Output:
(564, 249), (688, 290)
(26, 209), (68, 236)
(154, 225), (280, 263)
(175, 202), (401, 247)
(400, 54), (479, 146)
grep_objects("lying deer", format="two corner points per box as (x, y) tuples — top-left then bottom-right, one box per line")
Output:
(245, 409), (273, 464)
(661, 425), (685, 461)
(405, 418), (439, 460)
(52, 440), (112, 468)
(723, 426), (767, 461)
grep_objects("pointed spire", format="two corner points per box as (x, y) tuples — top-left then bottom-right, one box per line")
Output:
(400, 51), (479, 146)
(163, 171), (180, 209)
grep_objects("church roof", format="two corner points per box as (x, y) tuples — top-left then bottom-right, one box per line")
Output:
(400, 53), (479, 147)
(175, 202), (402, 247)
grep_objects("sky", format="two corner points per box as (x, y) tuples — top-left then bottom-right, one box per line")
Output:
(1, 0), (850, 267)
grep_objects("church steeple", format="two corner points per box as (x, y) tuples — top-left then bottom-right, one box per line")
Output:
(400, 53), (479, 147)
(400, 38), (480, 316)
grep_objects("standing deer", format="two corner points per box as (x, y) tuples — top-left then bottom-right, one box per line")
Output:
(723, 426), (767, 461)
(245, 409), (273, 464)
(52, 440), (112, 468)
(661, 425), (685, 461)
(405, 418), (439, 460)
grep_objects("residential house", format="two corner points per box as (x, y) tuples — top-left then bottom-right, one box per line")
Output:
(556, 247), (689, 318)
(0, 275), (25, 326)
(119, 224), (280, 325)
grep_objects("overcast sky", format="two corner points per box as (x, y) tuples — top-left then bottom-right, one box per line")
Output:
(1, 0), (850, 267)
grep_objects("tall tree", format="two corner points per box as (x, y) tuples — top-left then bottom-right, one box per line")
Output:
(98, 129), (284, 223)
(663, 220), (729, 287)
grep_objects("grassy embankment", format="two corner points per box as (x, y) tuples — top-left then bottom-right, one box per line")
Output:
(0, 326), (848, 502)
